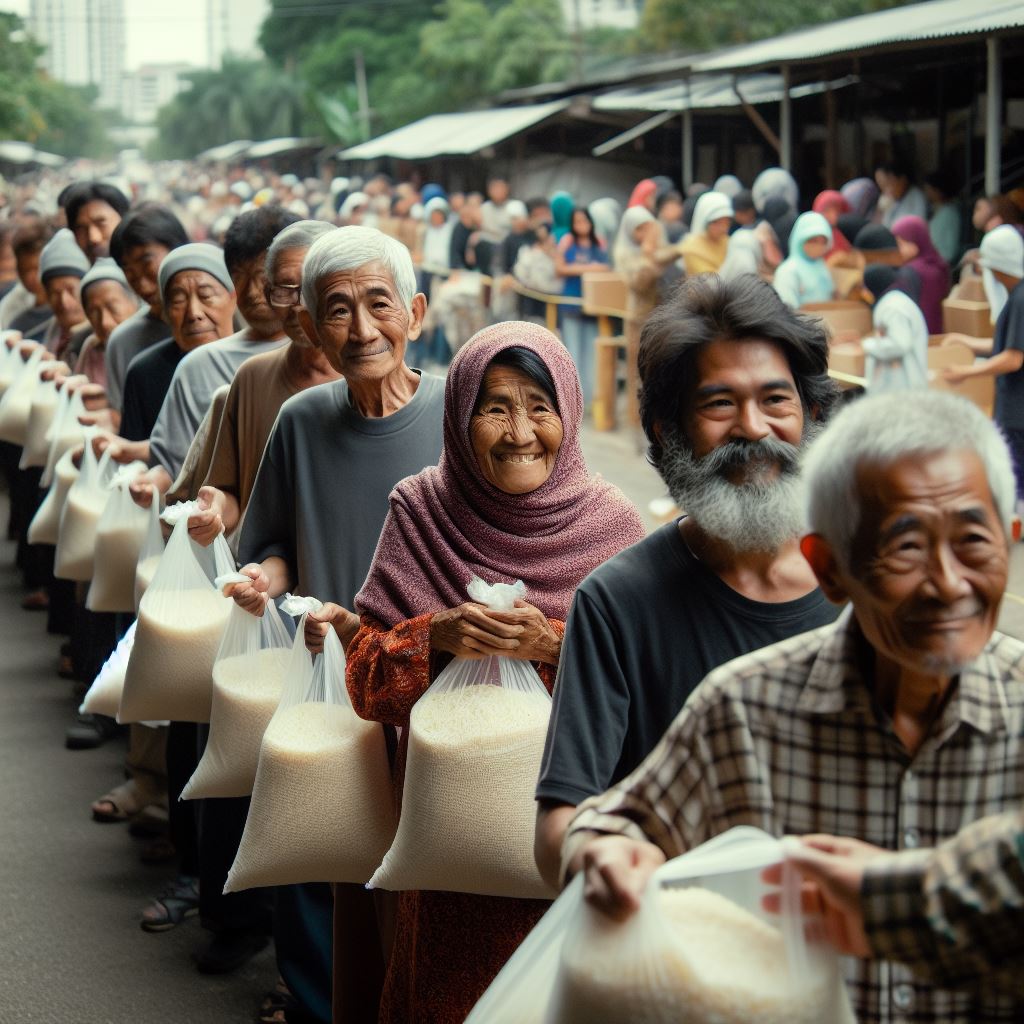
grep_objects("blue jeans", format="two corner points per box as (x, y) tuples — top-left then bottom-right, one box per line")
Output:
(559, 313), (598, 407)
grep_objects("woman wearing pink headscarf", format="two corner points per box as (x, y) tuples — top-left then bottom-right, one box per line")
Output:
(627, 178), (657, 211)
(812, 189), (853, 256)
(343, 322), (645, 1024)
(892, 214), (951, 333)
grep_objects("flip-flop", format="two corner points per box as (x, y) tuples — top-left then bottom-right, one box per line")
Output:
(91, 798), (132, 823)
(141, 876), (200, 933)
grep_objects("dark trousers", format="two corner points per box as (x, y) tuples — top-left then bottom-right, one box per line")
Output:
(194, 723), (273, 934)
(166, 721), (200, 877)
(332, 883), (385, 1024)
(1004, 426), (1024, 499)
(275, 883), (334, 1024)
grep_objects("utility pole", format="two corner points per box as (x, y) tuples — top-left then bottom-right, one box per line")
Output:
(355, 49), (371, 140)
(572, 0), (583, 83)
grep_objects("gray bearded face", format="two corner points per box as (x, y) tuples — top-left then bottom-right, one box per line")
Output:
(658, 423), (820, 553)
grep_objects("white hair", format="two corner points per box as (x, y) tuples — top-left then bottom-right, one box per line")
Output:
(300, 225), (417, 317)
(803, 391), (1016, 566)
(265, 220), (335, 280)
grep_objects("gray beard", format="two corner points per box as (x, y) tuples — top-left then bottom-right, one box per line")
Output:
(658, 425), (818, 554)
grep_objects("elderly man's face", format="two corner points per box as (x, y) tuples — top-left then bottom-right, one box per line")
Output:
(44, 275), (85, 331)
(72, 200), (122, 263)
(121, 243), (171, 314)
(835, 450), (1007, 677)
(83, 280), (137, 345)
(300, 260), (425, 381)
(266, 246), (313, 348)
(164, 269), (237, 352)
(231, 255), (282, 338)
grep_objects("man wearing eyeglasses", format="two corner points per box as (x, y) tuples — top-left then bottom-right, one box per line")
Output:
(184, 219), (341, 545)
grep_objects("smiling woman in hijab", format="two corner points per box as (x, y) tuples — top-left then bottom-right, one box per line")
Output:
(892, 214), (950, 333)
(345, 322), (645, 1024)
(679, 191), (733, 275)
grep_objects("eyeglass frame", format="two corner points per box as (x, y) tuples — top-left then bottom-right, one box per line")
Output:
(265, 283), (302, 308)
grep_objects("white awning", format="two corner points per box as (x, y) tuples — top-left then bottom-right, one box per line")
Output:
(0, 142), (65, 167)
(246, 137), (322, 160)
(340, 101), (569, 161)
(693, 0), (1024, 73)
(593, 73), (857, 113)
(196, 139), (253, 163)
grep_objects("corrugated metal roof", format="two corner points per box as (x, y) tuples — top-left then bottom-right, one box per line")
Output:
(592, 73), (856, 112)
(693, 0), (1024, 73)
(340, 101), (568, 161)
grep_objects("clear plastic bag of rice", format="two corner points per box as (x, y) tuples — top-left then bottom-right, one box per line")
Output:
(225, 597), (396, 891)
(0, 343), (44, 445)
(18, 374), (59, 469)
(0, 331), (21, 396)
(28, 446), (79, 546)
(134, 495), (164, 611)
(80, 620), (137, 718)
(118, 505), (234, 724)
(368, 576), (556, 900)
(54, 435), (116, 581)
(182, 598), (293, 799)
(39, 383), (87, 488)
(467, 827), (856, 1024)
(85, 463), (151, 612)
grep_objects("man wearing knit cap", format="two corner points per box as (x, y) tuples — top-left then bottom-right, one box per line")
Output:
(942, 225), (1024, 506)
(74, 257), (139, 389)
(36, 227), (91, 362)
(126, 207), (297, 502)
(114, 242), (237, 452)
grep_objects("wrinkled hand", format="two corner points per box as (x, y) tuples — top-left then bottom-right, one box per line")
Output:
(482, 599), (560, 664)
(187, 486), (225, 547)
(429, 601), (527, 659)
(942, 364), (971, 384)
(90, 431), (119, 460)
(129, 475), (157, 508)
(304, 602), (359, 654)
(40, 361), (72, 382)
(578, 836), (667, 922)
(228, 563), (269, 617)
(761, 834), (888, 958)
(78, 383), (108, 412)
(70, 442), (86, 469)
(3, 330), (22, 349)
(18, 340), (42, 360)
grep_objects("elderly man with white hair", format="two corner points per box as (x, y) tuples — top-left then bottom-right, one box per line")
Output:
(230, 224), (445, 1023)
(561, 390), (1024, 1024)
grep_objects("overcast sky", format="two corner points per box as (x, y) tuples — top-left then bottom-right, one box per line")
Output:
(3, 0), (269, 70)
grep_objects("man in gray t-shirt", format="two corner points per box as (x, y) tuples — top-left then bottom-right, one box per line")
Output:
(104, 308), (169, 413)
(230, 225), (440, 1024)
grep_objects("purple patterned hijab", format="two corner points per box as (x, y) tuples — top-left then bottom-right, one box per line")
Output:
(356, 322), (645, 626)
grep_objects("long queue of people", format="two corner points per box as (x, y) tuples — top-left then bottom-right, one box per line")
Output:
(1, 162), (1023, 1024)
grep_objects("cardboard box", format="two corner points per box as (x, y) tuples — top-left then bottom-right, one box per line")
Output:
(581, 272), (628, 316)
(830, 267), (863, 299)
(803, 301), (872, 340)
(942, 298), (994, 338)
(829, 341), (865, 381)
(952, 276), (986, 302)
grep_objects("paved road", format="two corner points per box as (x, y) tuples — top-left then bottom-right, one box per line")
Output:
(0, 495), (276, 1024)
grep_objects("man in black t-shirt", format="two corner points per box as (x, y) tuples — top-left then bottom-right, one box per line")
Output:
(534, 274), (842, 887)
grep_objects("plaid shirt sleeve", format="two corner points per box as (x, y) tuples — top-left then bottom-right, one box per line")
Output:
(862, 810), (1024, 992)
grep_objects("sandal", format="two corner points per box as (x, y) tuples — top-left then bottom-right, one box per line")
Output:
(140, 876), (199, 932)
(91, 780), (145, 823)
(257, 977), (291, 1023)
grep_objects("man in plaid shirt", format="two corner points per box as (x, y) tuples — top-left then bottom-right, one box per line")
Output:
(561, 391), (1024, 1023)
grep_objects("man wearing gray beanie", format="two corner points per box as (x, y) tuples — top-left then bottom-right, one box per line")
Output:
(36, 228), (91, 362)
(73, 258), (140, 389)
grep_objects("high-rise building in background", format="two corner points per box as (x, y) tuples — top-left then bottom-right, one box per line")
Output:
(205, 0), (267, 68)
(28, 0), (126, 110)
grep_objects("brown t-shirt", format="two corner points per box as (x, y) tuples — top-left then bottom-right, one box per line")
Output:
(203, 343), (302, 513)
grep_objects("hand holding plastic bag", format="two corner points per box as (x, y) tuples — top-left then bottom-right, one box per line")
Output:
(86, 461), (150, 612)
(226, 604), (396, 891)
(39, 383), (87, 487)
(467, 827), (857, 1024)
(0, 343), (44, 444)
(28, 446), (79, 546)
(55, 431), (116, 581)
(118, 512), (233, 723)
(368, 575), (556, 900)
(182, 599), (293, 799)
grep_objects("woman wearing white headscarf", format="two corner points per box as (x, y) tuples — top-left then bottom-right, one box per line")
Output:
(679, 191), (734, 275)
(713, 174), (744, 199)
(752, 167), (799, 215)
(719, 221), (784, 284)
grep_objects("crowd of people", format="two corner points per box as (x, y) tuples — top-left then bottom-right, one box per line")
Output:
(0, 152), (1023, 1024)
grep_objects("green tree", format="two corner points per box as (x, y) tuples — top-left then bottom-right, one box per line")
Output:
(0, 12), (111, 158)
(148, 57), (313, 159)
(636, 0), (916, 54)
